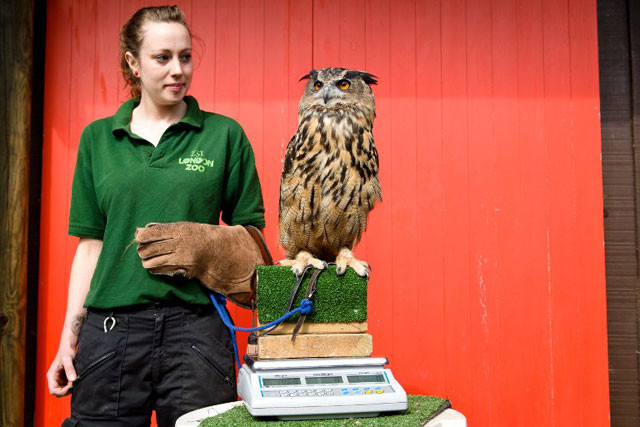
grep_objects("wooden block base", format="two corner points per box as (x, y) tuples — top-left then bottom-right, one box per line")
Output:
(257, 321), (368, 335)
(257, 333), (373, 359)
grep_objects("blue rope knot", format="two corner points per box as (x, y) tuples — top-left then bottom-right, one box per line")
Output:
(299, 298), (314, 315)
(209, 292), (316, 367)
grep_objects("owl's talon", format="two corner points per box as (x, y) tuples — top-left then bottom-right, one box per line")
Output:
(285, 251), (326, 277)
(335, 248), (370, 278)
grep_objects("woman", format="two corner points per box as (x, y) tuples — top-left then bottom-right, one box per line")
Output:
(46, 6), (265, 426)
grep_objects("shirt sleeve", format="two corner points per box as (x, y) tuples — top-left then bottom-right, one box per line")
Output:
(221, 126), (266, 228)
(68, 125), (106, 239)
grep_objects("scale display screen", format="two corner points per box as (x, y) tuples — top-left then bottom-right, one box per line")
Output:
(305, 376), (343, 385)
(347, 374), (386, 384)
(262, 378), (301, 387)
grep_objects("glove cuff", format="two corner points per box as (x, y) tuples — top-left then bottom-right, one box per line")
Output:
(204, 225), (272, 309)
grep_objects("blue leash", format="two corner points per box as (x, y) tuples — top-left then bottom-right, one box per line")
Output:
(209, 292), (314, 367)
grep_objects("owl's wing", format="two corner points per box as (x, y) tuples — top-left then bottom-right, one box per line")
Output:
(279, 132), (300, 218)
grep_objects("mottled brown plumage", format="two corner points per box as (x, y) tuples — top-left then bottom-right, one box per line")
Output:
(278, 68), (382, 276)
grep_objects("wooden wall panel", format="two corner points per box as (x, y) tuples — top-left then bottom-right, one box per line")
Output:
(363, 0), (395, 367)
(491, 0), (520, 422)
(36, 0), (609, 425)
(598, 0), (640, 425)
(440, 0), (472, 414)
(466, 0), (496, 422)
(568, 0), (609, 423)
(514, 0), (552, 424)
(415, 0), (446, 399)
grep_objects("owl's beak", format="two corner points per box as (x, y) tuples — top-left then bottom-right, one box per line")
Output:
(321, 87), (331, 104)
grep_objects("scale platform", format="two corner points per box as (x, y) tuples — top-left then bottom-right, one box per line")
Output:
(237, 356), (408, 420)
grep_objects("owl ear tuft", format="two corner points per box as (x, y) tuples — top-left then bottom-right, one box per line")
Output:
(344, 70), (378, 86)
(360, 72), (378, 86)
(299, 70), (318, 82)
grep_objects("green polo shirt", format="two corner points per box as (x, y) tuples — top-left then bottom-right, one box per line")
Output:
(69, 96), (265, 309)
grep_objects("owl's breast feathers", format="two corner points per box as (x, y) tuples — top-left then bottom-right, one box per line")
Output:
(279, 104), (382, 260)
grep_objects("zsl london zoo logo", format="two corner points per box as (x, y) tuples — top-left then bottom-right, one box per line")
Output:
(178, 150), (214, 173)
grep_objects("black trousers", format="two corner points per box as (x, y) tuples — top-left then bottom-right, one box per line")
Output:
(62, 303), (237, 427)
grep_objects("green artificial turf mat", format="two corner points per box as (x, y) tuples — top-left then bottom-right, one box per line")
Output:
(256, 265), (367, 324)
(199, 395), (450, 427)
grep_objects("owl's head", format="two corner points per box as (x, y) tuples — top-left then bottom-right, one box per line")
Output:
(298, 68), (377, 115)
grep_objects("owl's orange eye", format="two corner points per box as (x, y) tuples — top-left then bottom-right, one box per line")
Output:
(337, 80), (351, 90)
(314, 81), (323, 91)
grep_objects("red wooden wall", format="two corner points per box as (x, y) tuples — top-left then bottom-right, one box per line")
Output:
(36, 0), (609, 425)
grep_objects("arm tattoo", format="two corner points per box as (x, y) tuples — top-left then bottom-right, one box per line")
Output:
(71, 311), (87, 336)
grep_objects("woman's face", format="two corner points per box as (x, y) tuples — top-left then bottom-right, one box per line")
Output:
(128, 22), (193, 106)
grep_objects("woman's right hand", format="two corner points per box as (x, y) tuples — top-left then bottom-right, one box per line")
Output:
(47, 328), (79, 397)
(47, 238), (102, 397)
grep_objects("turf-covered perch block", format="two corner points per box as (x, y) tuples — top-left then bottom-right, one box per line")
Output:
(255, 265), (368, 324)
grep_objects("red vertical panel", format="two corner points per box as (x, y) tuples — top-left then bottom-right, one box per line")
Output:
(190, 0), (216, 111)
(94, 1), (120, 118)
(441, 0), (471, 415)
(262, 0), (289, 255)
(68, 0), (97, 212)
(213, 1), (240, 118)
(415, 0), (446, 398)
(491, 0), (520, 423)
(238, 0), (265, 218)
(515, 0), (554, 424)
(363, 0), (394, 363)
(313, 0), (341, 68)
(543, 0), (581, 424)
(287, 0), (313, 158)
(568, 0), (610, 424)
(36, 1), (73, 424)
(466, 0), (496, 424)
(388, 0), (419, 393)
(338, 0), (366, 69)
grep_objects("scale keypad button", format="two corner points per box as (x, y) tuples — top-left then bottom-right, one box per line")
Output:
(365, 390), (373, 394)
(376, 390), (384, 394)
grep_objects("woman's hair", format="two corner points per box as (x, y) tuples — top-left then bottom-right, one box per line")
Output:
(119, 5), (191, 98)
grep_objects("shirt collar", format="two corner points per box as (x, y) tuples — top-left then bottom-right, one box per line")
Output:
(111, 95), (204, 136)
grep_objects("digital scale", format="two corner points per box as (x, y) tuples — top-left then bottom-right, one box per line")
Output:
(237, 356), (408, 420)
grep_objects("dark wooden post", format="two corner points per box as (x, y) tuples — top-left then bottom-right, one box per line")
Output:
(0, 0), (34, 425)
(599, 0), (640, 424)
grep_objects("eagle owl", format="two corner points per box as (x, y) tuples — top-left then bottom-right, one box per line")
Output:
(278, 68), (382, 277)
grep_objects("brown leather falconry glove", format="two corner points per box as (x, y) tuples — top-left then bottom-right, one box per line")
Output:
(135, 222), (272, 308)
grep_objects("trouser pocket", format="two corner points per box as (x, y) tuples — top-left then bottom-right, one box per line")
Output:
(181, 308), (237, 411)
(190, 344), (234, 388)
(71, 311), (126, 418)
